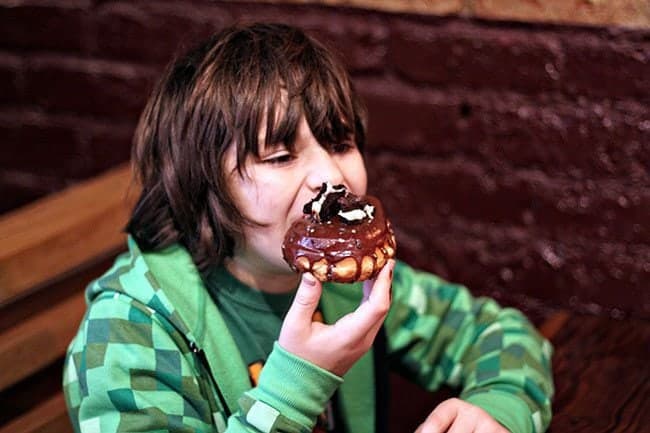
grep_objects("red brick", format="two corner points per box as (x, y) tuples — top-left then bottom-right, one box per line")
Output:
(84, 122), (136, 173)
(460, 98), (650, 180)
(359, 79), (474, 156)
(0, 2), (91, 53)
(23, 56), (157, 119)
(359, 79), (650, 181)
(507, 239), (650, 318)
(388, 19), (562, 94)
(463, 104), (591, 172)
(224, 2), (389, 72)
(366, 154), (650, 244)
(0, 113), (89, 178)
(0, 170), (66, 214)
(390, 218), (650, 318)
(0, 54), (22, 105)
(561, 32), (650, 101)
(95, 1), (389, 71)
(304, 14), (388, 73)
(93, 3), (227, 65)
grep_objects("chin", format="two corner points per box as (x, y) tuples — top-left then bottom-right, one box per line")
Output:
(277, 262), (299, 276)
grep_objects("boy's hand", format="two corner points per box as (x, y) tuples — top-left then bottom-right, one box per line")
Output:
(415, 398), (509, 433)
(279, 259), (395, 377)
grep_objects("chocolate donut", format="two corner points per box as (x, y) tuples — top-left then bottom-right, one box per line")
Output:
(282, 182), (396, 283)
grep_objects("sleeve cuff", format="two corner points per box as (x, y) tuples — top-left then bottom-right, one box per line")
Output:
(244, 342), (343, 429)
(464, 391), (538, 433)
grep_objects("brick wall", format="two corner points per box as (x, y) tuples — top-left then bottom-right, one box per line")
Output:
(1, 1), (648, 319)
(263, 0), (650, 28)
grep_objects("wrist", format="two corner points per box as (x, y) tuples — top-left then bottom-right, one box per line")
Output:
(245, 342), (343, 429)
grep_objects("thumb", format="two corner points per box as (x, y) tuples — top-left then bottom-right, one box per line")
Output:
(284, 272), (323, 328)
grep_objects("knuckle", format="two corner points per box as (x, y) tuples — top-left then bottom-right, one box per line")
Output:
(370, 298), (390, 316)
(424, 414), (445, 432)
(467, 403), (486, 418)
(294, 293), (317, 307)
(375, 303), (390, 316)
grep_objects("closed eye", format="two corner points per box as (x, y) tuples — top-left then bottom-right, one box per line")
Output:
(329, 141), (355, 154)
(261, 151), (295, 165)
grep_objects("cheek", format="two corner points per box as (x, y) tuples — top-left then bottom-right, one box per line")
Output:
(240, 185), (274, 224)
(233, 174), (290, 227)
(229, 172), (266, 223)
(343, 154), (368, 196)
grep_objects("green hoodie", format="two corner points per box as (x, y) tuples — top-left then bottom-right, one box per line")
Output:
(64, 237), (553, 433)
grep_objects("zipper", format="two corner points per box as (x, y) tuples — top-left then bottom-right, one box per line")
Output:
(190, 340), (232, 418)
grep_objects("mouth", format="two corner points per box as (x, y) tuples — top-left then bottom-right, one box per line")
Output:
(286, 213), (307, 229)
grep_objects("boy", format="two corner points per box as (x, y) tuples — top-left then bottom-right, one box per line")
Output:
(64, 23), (553, 433)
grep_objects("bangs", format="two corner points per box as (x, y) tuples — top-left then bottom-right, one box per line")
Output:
(230, 26), (365, 172)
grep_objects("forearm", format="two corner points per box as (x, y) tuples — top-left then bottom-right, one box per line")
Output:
(227, 343), (342, 433)
(384, 261), (554, 433)
(458, 306), (554, 433)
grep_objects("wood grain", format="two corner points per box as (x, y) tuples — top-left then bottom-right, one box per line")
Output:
(0, 393), (72, 433)
(548, 314), (650, 432)
(539, 310), (571, 340)
(0, 291), (86, 390)
(0, 163), (137, 305)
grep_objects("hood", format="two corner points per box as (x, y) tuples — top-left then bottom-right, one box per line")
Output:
(86, 236), (251, 413)
(87, 236), (200, 342)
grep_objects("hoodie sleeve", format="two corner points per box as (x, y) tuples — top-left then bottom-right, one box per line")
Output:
(235, 343), (342, 433)
(384, 261), (554, 433)
(64, 292), (340, 433)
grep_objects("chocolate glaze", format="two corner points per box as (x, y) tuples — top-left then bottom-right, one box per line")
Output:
(282, 195), (396, 281)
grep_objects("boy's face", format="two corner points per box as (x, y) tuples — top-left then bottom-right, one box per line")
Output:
(224, 115), (367, 279)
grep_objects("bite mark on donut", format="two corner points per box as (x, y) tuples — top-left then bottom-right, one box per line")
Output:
(283, 182), (396, 283)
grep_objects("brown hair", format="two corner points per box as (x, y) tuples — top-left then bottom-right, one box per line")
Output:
(127, 23), (367, 273)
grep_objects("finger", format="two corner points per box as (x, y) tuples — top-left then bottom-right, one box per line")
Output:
(362, 277), (374, 302)
(447, 410), (475, 433)
(363, 260), (396, 339)
(365, 259), (394, 309)
(362, 259), (394, 304)
(336, 260), (395, 340)
(417, 399), (459, 433)
(283, 273), (323, 330)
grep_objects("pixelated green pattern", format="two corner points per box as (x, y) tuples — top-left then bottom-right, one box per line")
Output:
(384, 261), (554, 432)
(65, 244), (332, 433)
(238, 396), (311, 433)
(64, 291), (216, 433)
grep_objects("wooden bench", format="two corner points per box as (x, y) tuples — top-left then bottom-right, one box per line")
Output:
(0, 164), (647, 433)
(0, 164), (136, 433)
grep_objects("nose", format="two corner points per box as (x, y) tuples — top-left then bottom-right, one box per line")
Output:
(305, 146), (345, 191)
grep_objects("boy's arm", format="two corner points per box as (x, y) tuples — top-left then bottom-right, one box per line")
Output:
(238, 343), (341, 433)
(384, 261), (554, 433)
(64, 294), (338, 433)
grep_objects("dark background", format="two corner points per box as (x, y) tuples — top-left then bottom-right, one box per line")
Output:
(1, 0), (648, 323)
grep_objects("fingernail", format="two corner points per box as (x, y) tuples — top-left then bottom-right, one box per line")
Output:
(303, 273), (316, 286)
